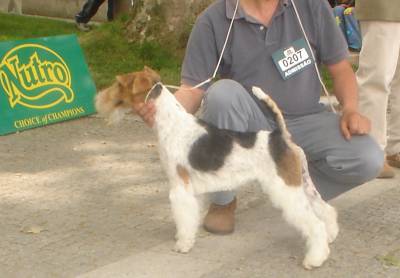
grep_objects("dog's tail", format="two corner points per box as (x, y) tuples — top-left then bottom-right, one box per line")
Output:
(251, 86), (291, 142)
(252, 86), (302, 186)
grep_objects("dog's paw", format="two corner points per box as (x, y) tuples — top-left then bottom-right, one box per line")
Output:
(173, 239), (194, 253)
(303, 244), (330, 270)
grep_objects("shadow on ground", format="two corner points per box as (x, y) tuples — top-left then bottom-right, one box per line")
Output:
(0, 115), (399, 277)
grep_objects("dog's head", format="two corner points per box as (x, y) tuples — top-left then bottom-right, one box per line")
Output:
(95, 66), (161, 124)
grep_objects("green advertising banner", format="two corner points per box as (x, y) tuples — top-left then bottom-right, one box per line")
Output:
(0, 34), (96, 135)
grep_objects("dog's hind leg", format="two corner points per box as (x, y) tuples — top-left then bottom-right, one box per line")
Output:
(169, 183), (200, 253)
(296, 146), (339, 244)
(259, 177), (330, 269)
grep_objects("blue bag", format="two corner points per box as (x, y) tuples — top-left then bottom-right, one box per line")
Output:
(333, 5), (362, 51)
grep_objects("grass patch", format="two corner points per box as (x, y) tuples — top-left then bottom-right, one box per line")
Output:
(376, 249), (400, 268)
(79, 20), (181, 89)
(0, 13), (77, 41)
(0, 13), (181, 90)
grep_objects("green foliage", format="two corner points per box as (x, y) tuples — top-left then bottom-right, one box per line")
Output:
(320, 63), (358, 95)
(0, 13), (181, 90)
(79, 17), (181, 88)
(321, 66), (334, 94)
(176, 17), (195, 50)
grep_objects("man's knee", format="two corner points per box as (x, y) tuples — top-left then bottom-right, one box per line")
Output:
(203, 79), (248, 112)
(355, 141), (384, 183)
(334, 137), (383, 184)
(312, 136), (384, 186)
(201, 79), (255, 131)
(201, 79), (270, 131)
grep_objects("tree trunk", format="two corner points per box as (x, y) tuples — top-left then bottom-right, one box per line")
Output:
(124, 0), (213, 51)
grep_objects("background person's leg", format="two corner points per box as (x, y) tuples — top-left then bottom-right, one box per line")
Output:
(287, 111), (384, 200)
(75, 0), (106, 24)
(357, 21), (399, 150)
(357, 21), (400, 177)
(107, 0), (114, 21)
(385, 23), (400, 159)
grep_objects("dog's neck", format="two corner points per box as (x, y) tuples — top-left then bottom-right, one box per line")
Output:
(153, 92), (193, 135)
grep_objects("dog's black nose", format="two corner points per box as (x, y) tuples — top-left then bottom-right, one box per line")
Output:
(148, 83), (162, 100)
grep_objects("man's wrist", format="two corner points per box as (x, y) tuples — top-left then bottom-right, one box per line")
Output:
(341, 104), (358, 114)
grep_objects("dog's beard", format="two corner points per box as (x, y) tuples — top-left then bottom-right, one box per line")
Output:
(107, 107), (131, 125)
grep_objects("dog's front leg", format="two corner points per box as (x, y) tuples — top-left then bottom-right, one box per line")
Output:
(169, 184), (200, 253)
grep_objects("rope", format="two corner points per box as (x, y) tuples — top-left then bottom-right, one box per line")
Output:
(164, 0), (240, 92)
(291, 0), (337, 113)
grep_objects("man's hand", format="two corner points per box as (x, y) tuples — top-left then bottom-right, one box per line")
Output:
(135, 84), (204, 127)
(340, 108), (371, 140)
(326, 60), (370, 140)
(136, 101), (156, 127)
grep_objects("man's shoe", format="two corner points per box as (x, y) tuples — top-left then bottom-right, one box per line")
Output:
(76, 22), (90, 32)
(378, 160), (395, 179)
(387, 153), (400, 168)
(203, 198), (236, 235)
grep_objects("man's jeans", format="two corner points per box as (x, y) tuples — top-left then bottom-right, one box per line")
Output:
(199, 79), (383, 203)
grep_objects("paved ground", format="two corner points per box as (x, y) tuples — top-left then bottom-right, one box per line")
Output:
(0, 115), (399, 278)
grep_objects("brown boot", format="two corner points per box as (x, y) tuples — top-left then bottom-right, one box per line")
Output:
(387, 153), (400, 168)
(203, 198), (237, 235)
(377, 160), (395, 179)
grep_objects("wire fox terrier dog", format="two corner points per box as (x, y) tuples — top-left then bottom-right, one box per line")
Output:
(95, 67), (339, 269)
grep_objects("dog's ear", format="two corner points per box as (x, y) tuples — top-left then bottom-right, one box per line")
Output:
(144, 66), (161, 83)
(116, 73), (136, 88)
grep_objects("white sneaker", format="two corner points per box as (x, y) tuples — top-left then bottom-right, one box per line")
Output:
(76, 22), (90, 32)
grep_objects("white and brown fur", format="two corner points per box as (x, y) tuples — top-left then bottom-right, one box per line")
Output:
(95, 71), (339, 269)
(95, 66), (161, 124)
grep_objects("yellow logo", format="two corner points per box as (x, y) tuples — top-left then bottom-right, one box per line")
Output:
(0, 44), (74, 109)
